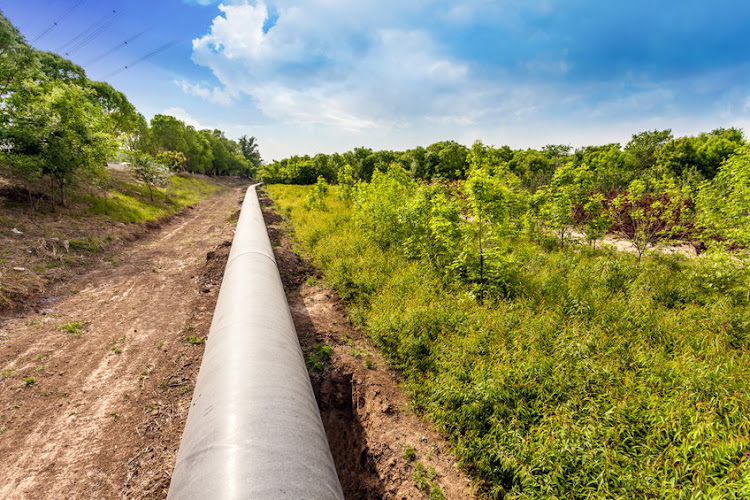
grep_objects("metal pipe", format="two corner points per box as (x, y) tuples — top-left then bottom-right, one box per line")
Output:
(167, 185), (343, 499)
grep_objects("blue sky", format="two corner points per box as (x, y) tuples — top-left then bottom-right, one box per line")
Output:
(4, 0), (750, 161)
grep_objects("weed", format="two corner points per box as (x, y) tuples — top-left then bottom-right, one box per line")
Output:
(35, 354), (47, 362)
(305, 344), (333, 371)
(111, 335), (126, 354)
(305, 275), (318, 286)
(68, 238), (99, 253)
(23, 377), (35, 386)
(35, 365), (44, 372)
(184, 325), (195, 332)
(1, 369), (14, 379)
(186, 334), (204, 345)
(403, 445), (417, 462)
(109, 412), (118, 419)
(58, 321), (85, 337)
(0, 426), (7, 434)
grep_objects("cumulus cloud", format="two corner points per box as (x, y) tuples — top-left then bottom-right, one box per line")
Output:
(175, 80), (237, 105)
(183, 0), (540, 130)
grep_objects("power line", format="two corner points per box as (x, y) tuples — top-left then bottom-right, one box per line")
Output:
(100, 40), (178, 80)
(32, 0), (87, 44)
(57, 8), (118, 53)
(64, 10), (123, 56)
(83, 29), (147, 66)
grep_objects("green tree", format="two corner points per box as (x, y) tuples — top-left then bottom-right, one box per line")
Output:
(0, 79), (115, 206)
(128, 150), (167, 202)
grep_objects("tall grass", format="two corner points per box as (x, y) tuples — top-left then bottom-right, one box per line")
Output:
(267, 184), (750, 499)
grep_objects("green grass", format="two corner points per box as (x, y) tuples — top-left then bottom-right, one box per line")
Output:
(82, 173), (225, 223)
(267, 184), (750, 499)
(58, 321), (85, 336)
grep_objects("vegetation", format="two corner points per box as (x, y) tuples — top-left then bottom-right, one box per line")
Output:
(0, 10), (259, 212)
(267, 140), (750, 498)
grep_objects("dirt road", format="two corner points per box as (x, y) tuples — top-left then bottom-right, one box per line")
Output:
(0, 186), (245, 499)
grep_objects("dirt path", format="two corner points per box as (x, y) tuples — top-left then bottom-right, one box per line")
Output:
(261, 194), (477, 500)
(0, 186), (245, 499)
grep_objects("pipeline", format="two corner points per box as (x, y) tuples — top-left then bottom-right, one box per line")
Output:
(167, 185), (344, 499)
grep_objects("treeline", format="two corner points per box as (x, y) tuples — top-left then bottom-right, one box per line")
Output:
(131, 114), (261, 177)
(0, 11), (259, 206)
(261, 128), (744, 192)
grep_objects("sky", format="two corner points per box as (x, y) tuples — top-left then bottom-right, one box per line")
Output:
(4, 0), (750, 161)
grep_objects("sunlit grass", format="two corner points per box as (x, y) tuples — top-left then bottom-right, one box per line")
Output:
(81, 173), (225, 223)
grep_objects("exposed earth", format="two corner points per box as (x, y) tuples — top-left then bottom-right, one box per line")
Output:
(0, 185), (476, 499)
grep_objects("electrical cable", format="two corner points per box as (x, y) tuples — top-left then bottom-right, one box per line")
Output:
(82, 29), (147, 66)
(57, 8), (118, 53)
(32, 0), (87, 43)
(100, 40), (178, 80)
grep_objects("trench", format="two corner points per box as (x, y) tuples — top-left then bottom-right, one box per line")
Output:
(259, 195), (388, 499)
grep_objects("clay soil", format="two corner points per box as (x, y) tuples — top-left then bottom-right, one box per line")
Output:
(0, 185), (477, 499)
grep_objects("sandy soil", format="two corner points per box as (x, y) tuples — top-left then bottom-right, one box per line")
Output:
(0, 186), (245, 499)
(260, 193), (477, 499)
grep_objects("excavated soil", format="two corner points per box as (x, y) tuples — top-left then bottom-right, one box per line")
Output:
(260, 192), (477, 499)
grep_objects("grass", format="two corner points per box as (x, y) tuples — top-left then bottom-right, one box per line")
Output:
(58, 321), (85, 337)
(186, 334), (205, 345)
(82, 172), (224, 223)
(267, 184), (750, 499)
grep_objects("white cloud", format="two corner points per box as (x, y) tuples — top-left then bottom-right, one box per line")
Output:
(175, 80), (237, 105)
(185, 0), (544, 131)
(162, 107), (211, 130)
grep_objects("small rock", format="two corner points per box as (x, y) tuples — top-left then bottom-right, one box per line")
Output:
(11, 228), (22, 235)
(12, 267), (25, 272)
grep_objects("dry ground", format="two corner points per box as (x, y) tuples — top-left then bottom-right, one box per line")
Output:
(0, 186), (244, 498)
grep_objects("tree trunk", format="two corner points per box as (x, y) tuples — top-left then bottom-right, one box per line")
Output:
(49, 177), (55, 212)
(59, 180), (65, 208)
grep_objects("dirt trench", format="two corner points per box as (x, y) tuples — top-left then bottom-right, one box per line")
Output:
(260, 193), (476, 499)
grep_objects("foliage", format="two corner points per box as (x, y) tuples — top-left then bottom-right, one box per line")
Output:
(306, 344), (333, 371)
(127, 150), (167, 202)
(269, 183), (750, 499)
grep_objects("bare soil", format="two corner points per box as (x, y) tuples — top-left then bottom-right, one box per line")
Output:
(0, 186), (245, 499)
(260, 192), (477, 499)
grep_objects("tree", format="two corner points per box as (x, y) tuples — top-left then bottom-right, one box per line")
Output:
(0, 79), (115, 207)
(128, 150), (167, 202)
(624, 129), (673, 174)
(238, 135), (262, 175)
(696, 145), (750, 299)
(533, 160), (592, 246)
